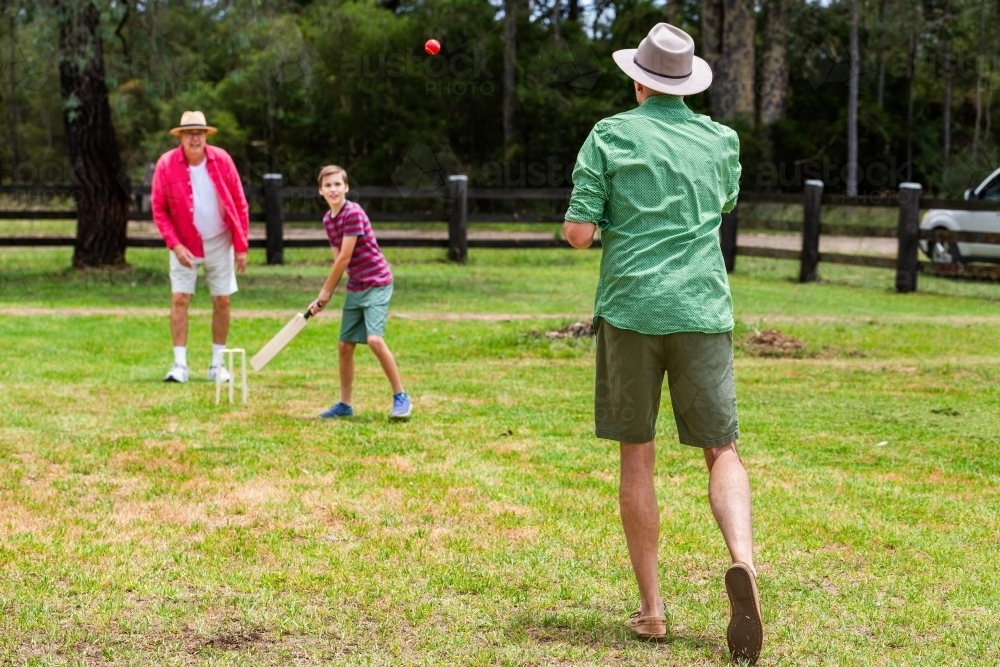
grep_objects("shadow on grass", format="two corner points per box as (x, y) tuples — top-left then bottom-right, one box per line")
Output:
(507, 609), (726, 658)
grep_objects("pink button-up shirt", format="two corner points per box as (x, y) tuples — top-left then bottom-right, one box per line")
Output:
(151, 145), (250, 257)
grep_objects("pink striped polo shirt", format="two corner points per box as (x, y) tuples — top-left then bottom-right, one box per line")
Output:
(322, 200), (394, 292)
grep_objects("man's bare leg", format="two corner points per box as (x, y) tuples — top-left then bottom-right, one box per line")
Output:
(620, 440), (663, 617)
(211, 295), (230, 346)
(366, 335), (404, 394)
(339, 341), (356, 405)
(171, 293), (191, 347)
(704, 442), (755, 573)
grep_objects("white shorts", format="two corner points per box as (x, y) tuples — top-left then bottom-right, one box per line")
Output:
(169, 232), (238, 297)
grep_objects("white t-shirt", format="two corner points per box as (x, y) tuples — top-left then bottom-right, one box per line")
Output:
(189, 160), (227, 240)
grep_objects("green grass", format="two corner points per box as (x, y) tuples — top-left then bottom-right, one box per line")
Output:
(1, 247), (999, 664)
(740, 203), (899, 228)
(4, 246), (1000, 314)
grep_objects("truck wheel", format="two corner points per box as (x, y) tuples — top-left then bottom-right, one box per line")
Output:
(929, 228), (963, 265)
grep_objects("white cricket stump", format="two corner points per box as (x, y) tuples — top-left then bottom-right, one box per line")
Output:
(216, 348), (248, 405)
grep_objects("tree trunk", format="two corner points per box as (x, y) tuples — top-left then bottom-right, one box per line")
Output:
(702, 0), (724, 115)
(567, 0), (579, 22)
(876, 0), (886, 108)
(6, 4), (21, 167)
(760, 0), (788, 126)
(985, 82), (992, 144)
(704, 0), (756, 121)
(56, 0), (131, 268)
(552, 0), (561, 44)
(906, 30), (916, 182)
(847, 0), (860, 196)
(720, 0), (756, 122)
(667, 0), (679, 25)
(503, 0), (517, 159)
(942, 37), (952, 172)
(972, 0), (986, 161)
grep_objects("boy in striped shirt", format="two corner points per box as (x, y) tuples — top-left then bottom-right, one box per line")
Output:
(308, 165), (411, 420)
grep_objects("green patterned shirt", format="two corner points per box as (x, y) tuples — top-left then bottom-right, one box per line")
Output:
(565, 95), (741, 335)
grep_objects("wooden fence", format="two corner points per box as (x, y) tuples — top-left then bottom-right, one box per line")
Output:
(723, 181), (1000, 292)
(2, 177), (999, 293)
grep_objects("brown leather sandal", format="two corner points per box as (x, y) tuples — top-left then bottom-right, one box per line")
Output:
(725, 563), (763, 664)
(626, 600), (668, 641)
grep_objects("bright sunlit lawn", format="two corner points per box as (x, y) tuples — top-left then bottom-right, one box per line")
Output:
(1, 247), (999, 665)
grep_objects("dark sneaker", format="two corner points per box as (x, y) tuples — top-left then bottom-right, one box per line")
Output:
(320, 402), (353, 418)
(390, 392), (412, 420)
(726, 563), (763, 665)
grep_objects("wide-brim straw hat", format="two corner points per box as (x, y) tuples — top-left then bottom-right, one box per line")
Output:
(170, 110), (218, 136)
(612, 23), (712, 96)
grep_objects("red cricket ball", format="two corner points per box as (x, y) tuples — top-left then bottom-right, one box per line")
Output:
(424, 39), (441, 56)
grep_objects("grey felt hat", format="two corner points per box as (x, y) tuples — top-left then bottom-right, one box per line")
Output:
(612, 23), (713, 96)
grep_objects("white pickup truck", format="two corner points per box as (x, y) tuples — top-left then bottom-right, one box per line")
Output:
(921, 167), (1000, 263)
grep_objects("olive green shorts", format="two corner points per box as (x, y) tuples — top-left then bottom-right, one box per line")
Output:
(594, 318), (740, 447)
(340, 283), (393, 343)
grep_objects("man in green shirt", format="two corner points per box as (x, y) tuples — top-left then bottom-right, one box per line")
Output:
(564, 23), (763, 664)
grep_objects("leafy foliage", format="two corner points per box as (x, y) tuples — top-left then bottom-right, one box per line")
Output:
(0, 0), (997, 195)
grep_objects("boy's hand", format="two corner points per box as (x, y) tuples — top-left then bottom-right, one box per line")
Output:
(308, 290), (332, 317)
(235, 252), (247, 273)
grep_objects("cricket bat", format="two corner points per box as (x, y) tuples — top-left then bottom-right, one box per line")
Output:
(250, 307), (314, 372)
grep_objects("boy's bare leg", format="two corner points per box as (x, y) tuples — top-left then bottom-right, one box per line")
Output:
(704, 442), (755, 574)
(367, 335), (404, 394)
(619, 440), (663, 617)
(171, 293), (191, 346)
(339, 341), (356, 404)
(211, 295), (230, 345)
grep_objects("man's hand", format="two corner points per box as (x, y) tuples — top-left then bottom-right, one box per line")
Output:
(172, 244), (195, 268)
(308, 289), (333, 317)
(235, 252), (248, 274)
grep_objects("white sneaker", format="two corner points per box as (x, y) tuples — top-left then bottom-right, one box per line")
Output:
(164, 364), (189, 383)
(208, 365), (231, 383)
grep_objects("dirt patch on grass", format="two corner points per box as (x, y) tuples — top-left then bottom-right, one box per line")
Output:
(196, 628), (269, 652)
(743, 329), (807, 357)
(542, 321), (595, 339)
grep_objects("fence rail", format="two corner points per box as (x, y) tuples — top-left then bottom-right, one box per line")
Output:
(2, 177), (999, 293)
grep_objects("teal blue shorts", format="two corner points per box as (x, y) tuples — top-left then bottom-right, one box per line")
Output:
(340, 283), (393, 343)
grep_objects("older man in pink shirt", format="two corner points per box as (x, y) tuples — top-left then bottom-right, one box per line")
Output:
(152, 111), (250, 383)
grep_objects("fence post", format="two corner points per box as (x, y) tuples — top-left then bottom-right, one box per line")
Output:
(895, 182), (922, 293)
(141, 162), (155, 213)
(263, 173), (284, 265)
(800, 179), (824, 282)
(448, 175), (468, 263)
(720, 207), (738, 273)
